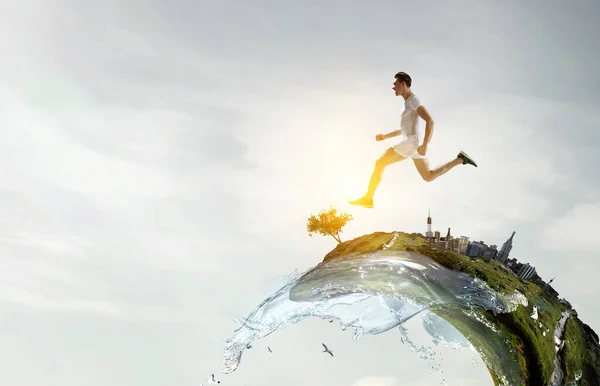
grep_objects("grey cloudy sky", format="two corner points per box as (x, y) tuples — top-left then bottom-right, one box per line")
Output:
(1, 1), (599, 385)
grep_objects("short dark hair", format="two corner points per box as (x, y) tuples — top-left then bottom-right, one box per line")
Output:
(395, 71), (412, 87)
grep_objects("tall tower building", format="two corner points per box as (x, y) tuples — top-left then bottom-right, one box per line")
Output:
(496, 231), (515, 264)
(425, 209), (433, 238)
(457, 236), (470, 254)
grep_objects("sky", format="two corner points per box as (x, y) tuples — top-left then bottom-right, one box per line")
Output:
(0, 0), (599, 385)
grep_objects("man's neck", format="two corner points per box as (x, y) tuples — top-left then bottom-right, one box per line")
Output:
(402, 90), (413, 100)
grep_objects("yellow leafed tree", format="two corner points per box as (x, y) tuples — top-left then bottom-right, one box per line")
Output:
(306, 206), (353, 244)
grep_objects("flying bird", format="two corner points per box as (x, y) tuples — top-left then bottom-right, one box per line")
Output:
(322, 343), (334, 357)
(207, 373), (220, 384)
(267, 346), (272, 353)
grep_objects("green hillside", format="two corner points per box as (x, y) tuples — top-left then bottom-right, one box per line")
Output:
(322, 231), (600, 386)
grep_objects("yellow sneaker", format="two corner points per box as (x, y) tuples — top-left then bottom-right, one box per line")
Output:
(349, 197), (374, 208)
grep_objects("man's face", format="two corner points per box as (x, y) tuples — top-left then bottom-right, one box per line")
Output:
(393, 79), (405, 96)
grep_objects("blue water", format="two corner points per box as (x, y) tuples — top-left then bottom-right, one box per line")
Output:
(222, 248), (529, 385)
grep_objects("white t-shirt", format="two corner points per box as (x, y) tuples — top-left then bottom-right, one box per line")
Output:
(400, 93), (422, 139)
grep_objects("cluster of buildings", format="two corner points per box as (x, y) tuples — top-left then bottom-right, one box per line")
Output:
(421, 210), (559, 298)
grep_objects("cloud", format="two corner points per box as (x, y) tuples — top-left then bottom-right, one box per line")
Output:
(538, 203), (600, 329)
(0, 224), (225, 322)
(0, 286), (205, 323)
(0, 81), (252, 319)
(0, 288), (121, 315)
(539, 202), (600, 254)
(351, 376), (398, 386)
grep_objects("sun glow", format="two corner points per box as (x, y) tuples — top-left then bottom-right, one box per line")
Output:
(327, 169), (367, 204)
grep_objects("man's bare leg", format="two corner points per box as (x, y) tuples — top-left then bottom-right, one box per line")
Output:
(413, 151), (477, 182)
(350, 147), (405, 207)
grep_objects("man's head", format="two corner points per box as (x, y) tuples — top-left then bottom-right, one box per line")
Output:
(393, 71), (412, 96)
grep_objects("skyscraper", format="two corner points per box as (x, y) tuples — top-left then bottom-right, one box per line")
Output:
(496, 231), (515, 264)
(466, 241), (485, 257)
(425, 209), (433, 238)
(457, 236), (470, 254)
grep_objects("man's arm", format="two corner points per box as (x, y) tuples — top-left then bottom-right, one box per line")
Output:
(417, 105), (434, 148)
(383, 129), (402, 139)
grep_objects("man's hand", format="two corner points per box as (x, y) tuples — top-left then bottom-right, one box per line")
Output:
(417, 145), (427, 156)
(375, 130), (401, 141)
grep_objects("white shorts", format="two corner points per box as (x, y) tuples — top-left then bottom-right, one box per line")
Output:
(392, 136), (425, 159)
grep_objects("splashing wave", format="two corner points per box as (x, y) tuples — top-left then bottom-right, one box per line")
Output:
(223, 249), (528, 384)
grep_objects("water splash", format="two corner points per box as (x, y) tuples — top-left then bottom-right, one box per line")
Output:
(549, 310), (574, 386)
(223, 249), (528, 384)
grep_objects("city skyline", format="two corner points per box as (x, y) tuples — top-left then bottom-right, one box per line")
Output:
(422, 210), (544, 283)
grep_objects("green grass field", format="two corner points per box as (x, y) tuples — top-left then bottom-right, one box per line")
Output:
(321, 231), (600, 386)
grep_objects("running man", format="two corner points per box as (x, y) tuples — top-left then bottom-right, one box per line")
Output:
(349, 71), (477, 208)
